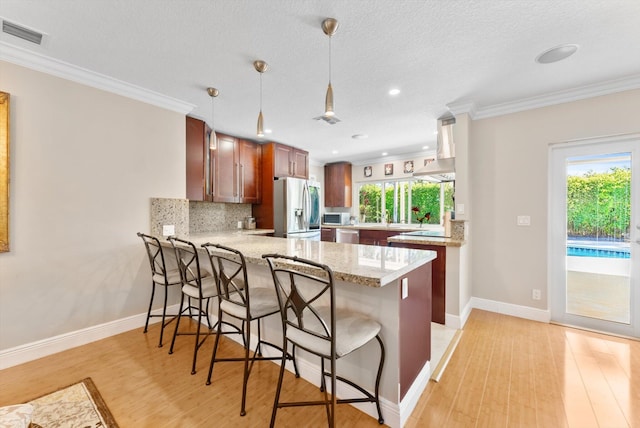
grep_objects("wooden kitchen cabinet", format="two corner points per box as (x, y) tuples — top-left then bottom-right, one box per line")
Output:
(186, 116), (212, 201)
(324, 161), (352, 207)
(253, 142), (308, 229)
(212, 133), (261, 204)
(273, 143), (309, 179)
(388, 242), (446, 324)
(321, 228), (336, 242)
(358, 229), (396, 246)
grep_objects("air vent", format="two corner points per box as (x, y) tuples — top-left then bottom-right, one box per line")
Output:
(2, 20), (43, 45)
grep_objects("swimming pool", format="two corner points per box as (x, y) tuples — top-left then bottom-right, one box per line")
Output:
(567, 244), (630, 259)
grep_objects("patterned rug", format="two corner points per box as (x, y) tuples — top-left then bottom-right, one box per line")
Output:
(28, 378), (118, 428)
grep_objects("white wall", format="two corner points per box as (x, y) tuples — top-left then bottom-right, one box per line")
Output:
(469, 89), (640, 310)
(0, 61), (186, 349)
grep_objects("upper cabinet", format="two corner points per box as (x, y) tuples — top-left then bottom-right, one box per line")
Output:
(186, 117), (260, 204)
(186, 116), (212, 201)
(273, 143), (309, 179)
(213, 133), (261, 204)
(324, 161), (352, 207)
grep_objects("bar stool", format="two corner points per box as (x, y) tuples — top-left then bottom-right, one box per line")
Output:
(263, 254), (385, 427)
(202, 243), (299, 417)
(137, 232), (182, 347)
(167, 236), (219, 375)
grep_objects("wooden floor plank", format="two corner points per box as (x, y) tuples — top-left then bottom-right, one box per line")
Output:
(1, 309), (638, 428)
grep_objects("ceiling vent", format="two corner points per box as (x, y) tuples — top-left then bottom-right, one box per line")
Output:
(2, 20), (43, 45)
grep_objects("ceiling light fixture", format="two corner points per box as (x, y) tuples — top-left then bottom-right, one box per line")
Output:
(535, 44), (579, 64)
(352, 134), (368, 140)
(314, 18), (341, 125)
(254, 60), (268, 137)
(389, 88), (401, 96)
(206, 87), (218, 150)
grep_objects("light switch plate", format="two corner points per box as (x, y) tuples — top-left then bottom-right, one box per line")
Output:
(456, 203), (465, 215)
(517, 215), (531, 226)
(162, 225), (175, 236)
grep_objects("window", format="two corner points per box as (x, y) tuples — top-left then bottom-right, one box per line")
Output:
(358, 179), (454, 225)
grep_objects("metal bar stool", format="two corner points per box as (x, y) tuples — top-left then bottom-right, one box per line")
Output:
(203, 243), (299, 417)
(167, 236), (223, 375)
(263, 253), (385, 427)
(137, 232), (182, 347)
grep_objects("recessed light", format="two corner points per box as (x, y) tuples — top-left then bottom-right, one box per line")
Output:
(422, 145), (430, 150)
(332, 150), (338, 154)
(388, 88), (400, 96)
(352, 134), (368, 140)
(382, 152), (388, 156)
(265, 129), (272, 134)
(535, 44), (579, 64)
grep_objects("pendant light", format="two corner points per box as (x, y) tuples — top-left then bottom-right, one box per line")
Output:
(253, 60), (268, 137)
(323, 18), (338, 116)
(207, 87), (218, 150)
(314, 18), (341, 124)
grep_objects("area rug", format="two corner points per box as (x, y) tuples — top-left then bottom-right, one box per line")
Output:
(27, 377), (118, 428)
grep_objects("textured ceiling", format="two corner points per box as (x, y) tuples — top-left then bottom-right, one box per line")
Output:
(2, 0), (640, 164)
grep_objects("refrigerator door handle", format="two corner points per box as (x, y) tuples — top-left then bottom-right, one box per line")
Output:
(302, 183), (310, 230)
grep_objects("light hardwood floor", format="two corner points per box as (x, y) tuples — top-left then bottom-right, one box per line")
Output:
(1, 309), (638, 427)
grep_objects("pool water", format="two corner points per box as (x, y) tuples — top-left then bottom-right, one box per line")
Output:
(567, 237), (631, 259)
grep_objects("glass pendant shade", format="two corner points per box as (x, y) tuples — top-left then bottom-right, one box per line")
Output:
(207, 87), (218, 150)
(324, 82), (334, 117)
(257, 110), (264, 137)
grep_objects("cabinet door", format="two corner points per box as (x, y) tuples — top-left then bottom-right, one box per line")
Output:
(324, 162), (352, 207)
(292, 149), (309, 179)
(238, 139), (261, 204)
(274, 144), (292, 177)
(358, 229), (378, 246)
(213, 134), (238, 203)
(186, 117), (210, 201)
(321, 228), (336, 242)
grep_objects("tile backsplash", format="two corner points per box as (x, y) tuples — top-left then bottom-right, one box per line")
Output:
(149, 197), (252, 236)
(189, 201), (251, 233)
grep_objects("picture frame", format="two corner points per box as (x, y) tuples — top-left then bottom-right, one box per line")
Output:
(364, 165), (372, 177)
(384, 163), (393, 176)
(0, 92), (9, 252)
(403, 160), (414, 174)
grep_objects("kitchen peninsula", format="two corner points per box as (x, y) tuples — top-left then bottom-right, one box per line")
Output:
(166, 232), (436, 428)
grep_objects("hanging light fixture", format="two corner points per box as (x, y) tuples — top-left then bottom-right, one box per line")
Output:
(314, 18), (341, 125)
(253, 60), (268, 137)
(207, 87), (218, 150)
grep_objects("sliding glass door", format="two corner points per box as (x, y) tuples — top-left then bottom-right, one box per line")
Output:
(550, 136), (639, 337)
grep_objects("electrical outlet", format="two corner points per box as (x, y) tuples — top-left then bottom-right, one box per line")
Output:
(162, 225), (175, 236)
(517, 215), (531, 226)
(532, 289), (541, 300)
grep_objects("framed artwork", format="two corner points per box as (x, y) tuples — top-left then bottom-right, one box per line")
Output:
(384, 163), (393, 176)
(0, 92), (9, 252)
(364, 165), (372, 177)
(403, 160), (414, 173)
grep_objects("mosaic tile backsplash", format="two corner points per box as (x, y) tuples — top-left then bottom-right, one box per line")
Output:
(149, 198), (252, 236)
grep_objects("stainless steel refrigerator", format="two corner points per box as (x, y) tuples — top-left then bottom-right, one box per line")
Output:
(273, 177), (321, 239)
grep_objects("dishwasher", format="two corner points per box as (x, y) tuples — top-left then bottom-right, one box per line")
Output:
(335, 228), (359, 244)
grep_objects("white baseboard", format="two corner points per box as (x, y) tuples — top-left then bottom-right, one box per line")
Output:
(470, 297), (551, 323)
(0, 304), (180, 370)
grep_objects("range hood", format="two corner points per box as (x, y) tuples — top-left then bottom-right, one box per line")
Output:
(413, 116), (456, 182)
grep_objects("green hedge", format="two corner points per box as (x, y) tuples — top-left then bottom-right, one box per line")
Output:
(567, 167), (630, 239)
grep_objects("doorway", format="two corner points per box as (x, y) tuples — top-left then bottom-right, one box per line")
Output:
(549, 136), (639, 337)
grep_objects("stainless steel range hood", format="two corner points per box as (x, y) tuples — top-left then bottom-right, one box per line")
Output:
(413, 116), (456, 182)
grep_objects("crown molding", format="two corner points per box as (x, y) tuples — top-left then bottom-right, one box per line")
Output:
(447, 74), (640, 120)
(0, 41), (195, 114)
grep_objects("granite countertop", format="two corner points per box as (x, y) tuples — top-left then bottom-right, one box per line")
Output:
(167, 232), (437, 288)
(386, 234), (464, 247)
